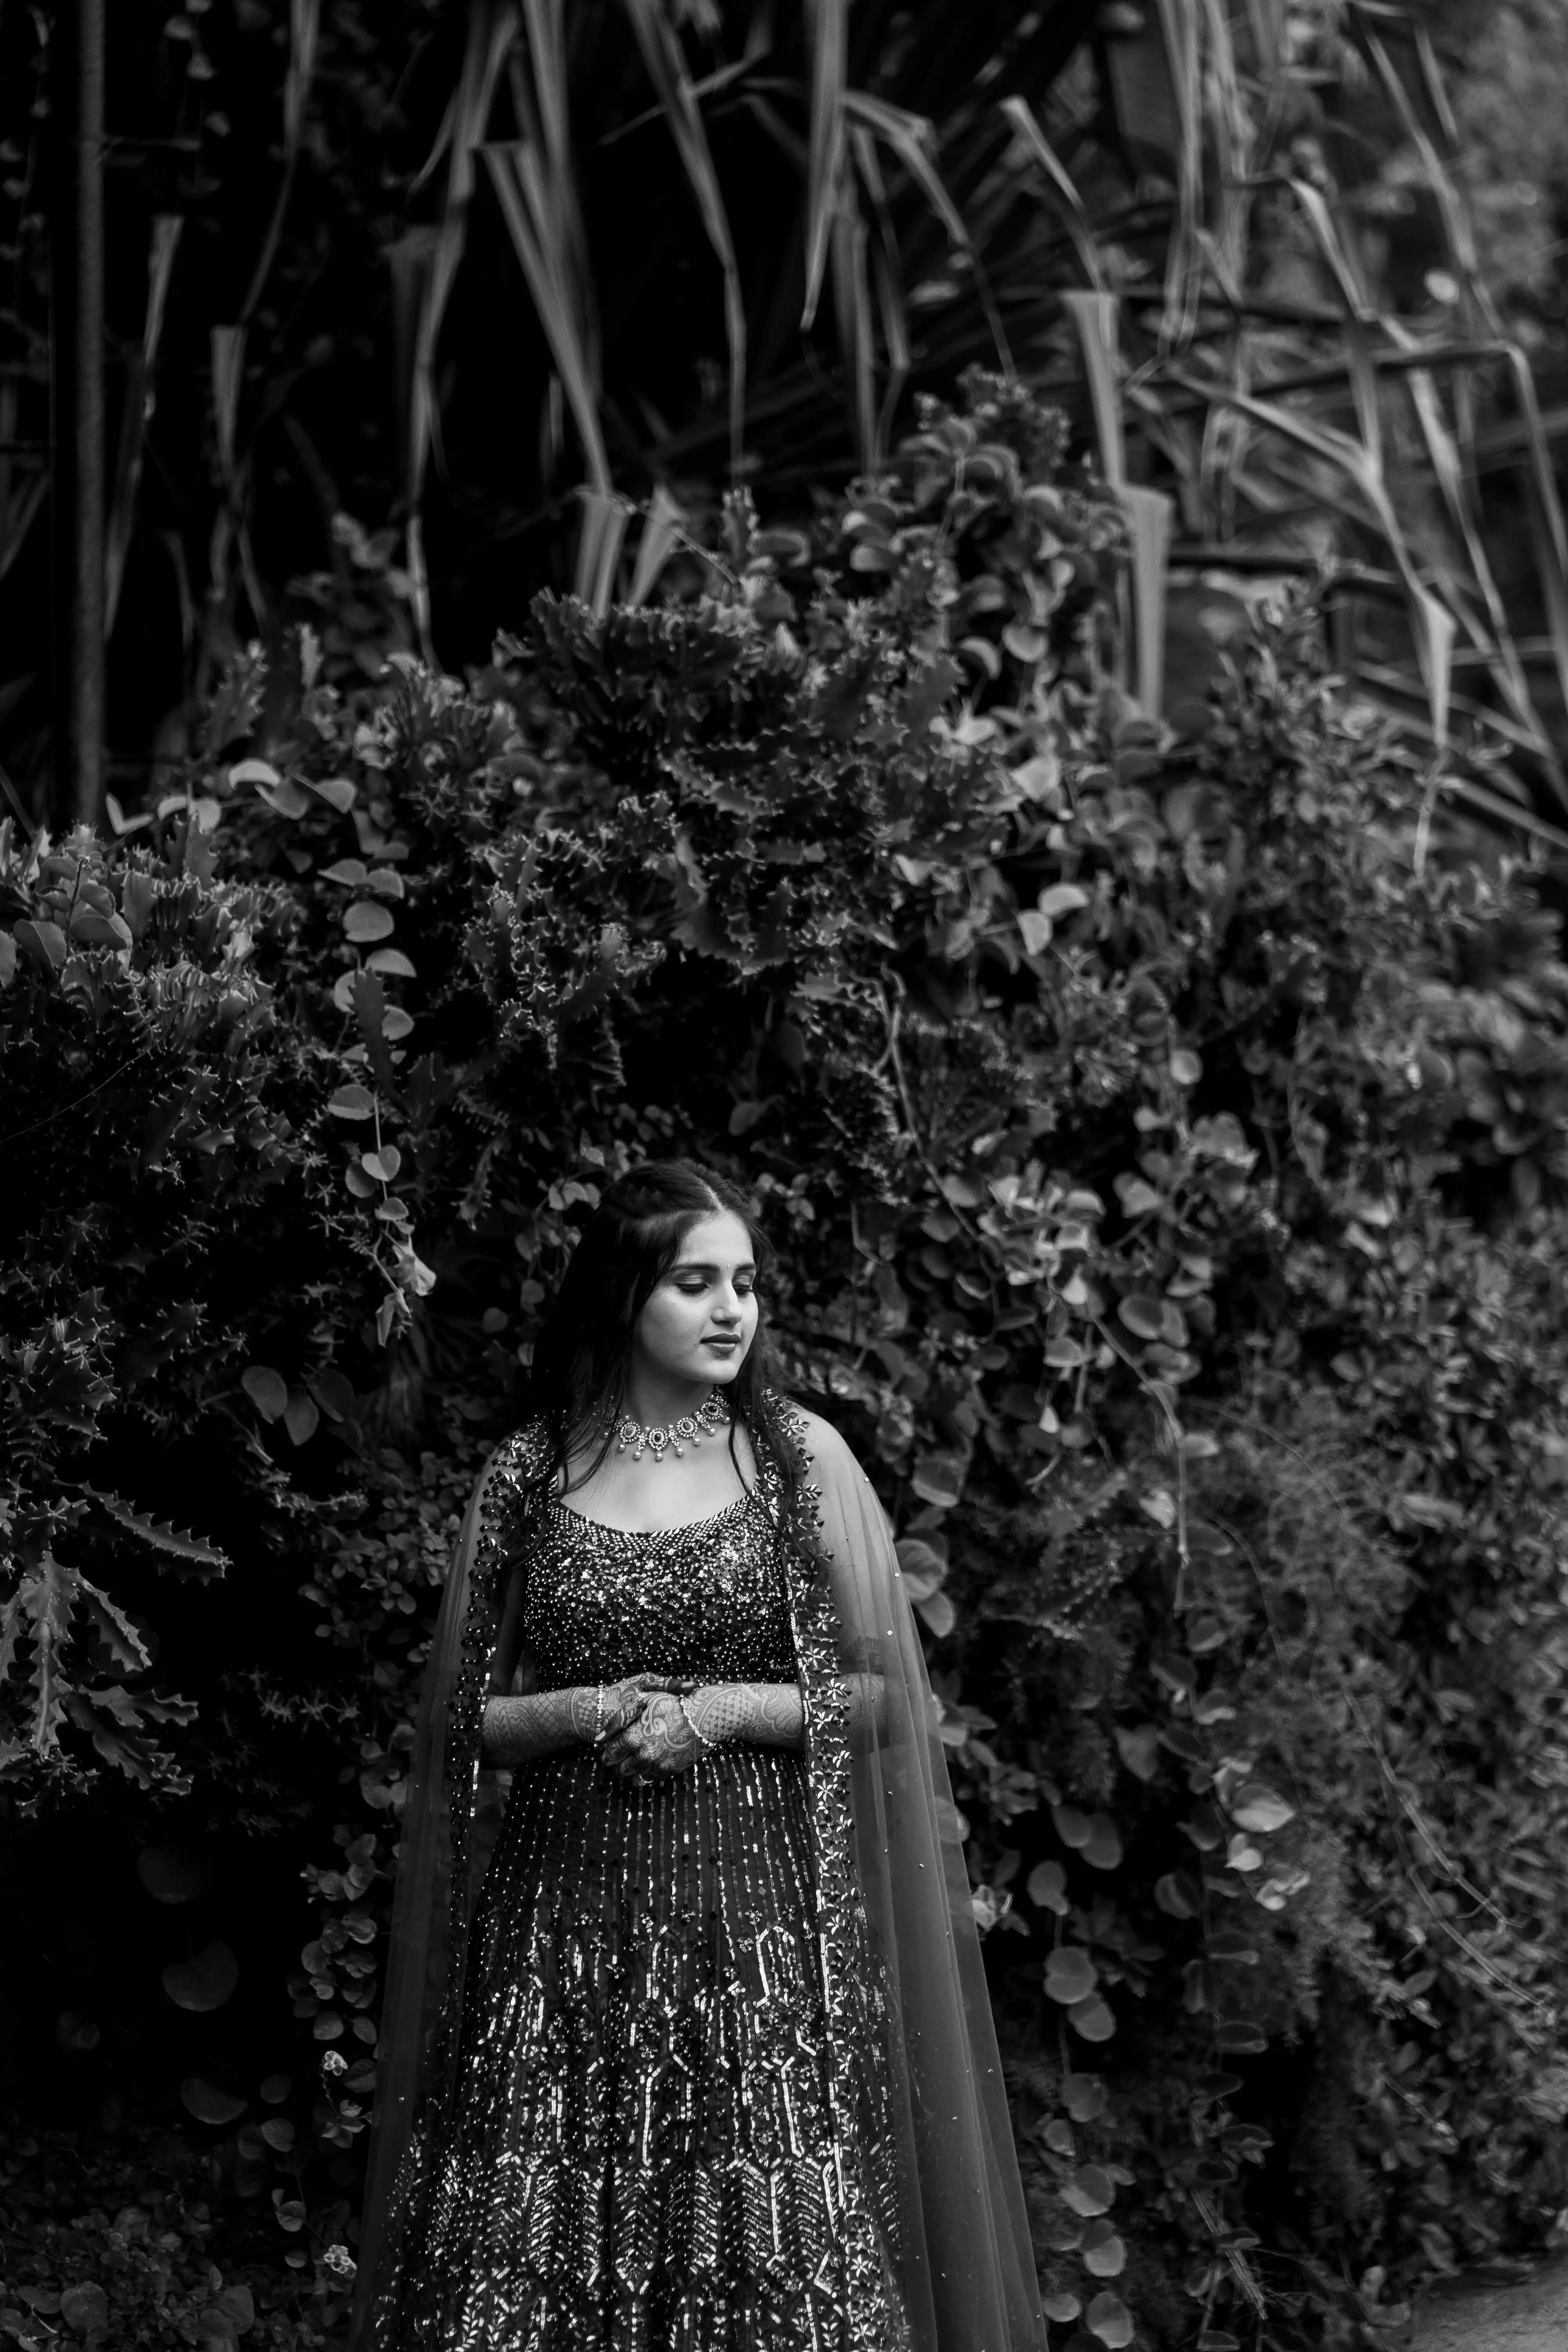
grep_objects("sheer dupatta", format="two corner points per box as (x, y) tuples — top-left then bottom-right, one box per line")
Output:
(351, 1407), (1045, 2352)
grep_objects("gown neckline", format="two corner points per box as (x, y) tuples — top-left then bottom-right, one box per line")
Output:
(547, 1489), (757, 1541)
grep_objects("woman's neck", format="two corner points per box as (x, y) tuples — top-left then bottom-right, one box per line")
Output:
(619, 1372), (721, 1430)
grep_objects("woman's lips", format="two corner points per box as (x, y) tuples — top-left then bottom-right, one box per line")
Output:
(703, 1336), (740, 1348)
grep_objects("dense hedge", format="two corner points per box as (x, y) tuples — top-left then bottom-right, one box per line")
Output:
(7, 375), (1568, 2350)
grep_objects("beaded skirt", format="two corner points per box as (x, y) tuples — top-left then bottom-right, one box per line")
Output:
(395, 1487), (905, 2352)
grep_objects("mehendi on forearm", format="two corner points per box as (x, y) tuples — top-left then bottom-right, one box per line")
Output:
(482, 1684), (598, 1765)
(686, 1680), (806, 1750)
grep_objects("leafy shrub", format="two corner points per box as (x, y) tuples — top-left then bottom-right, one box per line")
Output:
(7, 371), (1568, 2347)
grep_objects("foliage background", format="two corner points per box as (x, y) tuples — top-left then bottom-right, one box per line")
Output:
(9, 370), (1568, 2349)
(9, 0), (1568, 2347)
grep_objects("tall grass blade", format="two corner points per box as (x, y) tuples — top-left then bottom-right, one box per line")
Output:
(998, 97), (1105, 292)
(627, 484), (684, 606)
(239, 0), (321, 324)
(1121, 484), (1173, 718)
(106, 214), (183, 634)
(801, 0), (848, 328)
(1152, 0), (1204, 344)
(849, 127), (910, 454)
(575, 487), (630, 615)
(831, 185), (876, 466)
(483, 143), (611, 489)
(620, 0), (747, 472)
(1063, 292), (1126, 487)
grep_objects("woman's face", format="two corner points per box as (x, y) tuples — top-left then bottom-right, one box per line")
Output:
(632, 1211), (759, 1395)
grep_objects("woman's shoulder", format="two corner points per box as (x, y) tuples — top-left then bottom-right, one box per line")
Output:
(488, 1417), (552, 1485)
(767, 1394), (858, 1476)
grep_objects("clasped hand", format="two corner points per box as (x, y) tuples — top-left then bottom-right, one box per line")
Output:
(595, 1673), (706, 1783)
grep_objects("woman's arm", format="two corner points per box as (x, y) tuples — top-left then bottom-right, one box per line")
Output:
(597, 1673), (888, 1777)
(482, 1684), (599, 1764)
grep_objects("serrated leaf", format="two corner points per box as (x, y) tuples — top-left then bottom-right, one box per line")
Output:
(89, 1490), (229, 1570)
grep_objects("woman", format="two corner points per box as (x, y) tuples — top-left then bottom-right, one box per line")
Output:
(353, 1160), (1044, 2352)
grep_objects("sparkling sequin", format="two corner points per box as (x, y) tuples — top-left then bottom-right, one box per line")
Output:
(372, 1419), (909, 2352)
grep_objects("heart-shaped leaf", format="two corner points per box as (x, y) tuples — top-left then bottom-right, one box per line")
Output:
(1086, 2288), (1135, 2346)
(1082, 1813), (1122, 1869)
(59, 2283), (109, 2338)
(1045, 1947), (1098, 2005)
(1061, 2163), (1114, 2217)
(1063, 2072), (1107, 2121)
(214, 2284), (255, 2332)
(136, 1846), (209, 1903)
(1082, 2218), (1127, 2277)
(1042, 2290), (1082, 2323)
(309, 776), (357, 813)
(1214, 2018), (1269, 2054)
(327, 1084), (375, 1120)
(365, 946), (416, 977)
(1117, 1292), (1167, 1341)
(256, 779), (313, 820)
(163, 1942), (239, 2012)
(1052, 1803), (1093, 1849)
(1067, 1993), (1117, 2042)
(914, 1588), (956, 1638)
(1026, 1860), (1069, 1914)
(283, 1392), (320, 1446)
(895, 1538), (947, 1601)
(344, 900), (394, 943)
(1154, 1870), (1201, 1918)
(241, 1366), (288, 1422)
(1114, 1724), (1160, 1781)
(1229, 1782), (1296, 1834)
(181, 2076), (247, 2125)
(16, 917), (68, 971)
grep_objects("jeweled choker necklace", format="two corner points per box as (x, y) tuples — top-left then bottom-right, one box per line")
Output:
(613, 1386), (730, 1464)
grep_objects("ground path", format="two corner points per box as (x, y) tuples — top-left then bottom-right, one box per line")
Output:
(1404, 2256), (1568, 2349)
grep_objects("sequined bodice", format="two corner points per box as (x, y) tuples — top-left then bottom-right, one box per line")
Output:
(519, 1489), (796, 1690)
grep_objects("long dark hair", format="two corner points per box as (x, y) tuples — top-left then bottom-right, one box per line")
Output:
(521, 1158), (802, 1510)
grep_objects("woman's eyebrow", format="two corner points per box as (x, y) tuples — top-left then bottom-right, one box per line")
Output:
(673, 1258), (757, 1275)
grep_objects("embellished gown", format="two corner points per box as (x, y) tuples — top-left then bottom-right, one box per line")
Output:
(393, 1456), (909, 2352)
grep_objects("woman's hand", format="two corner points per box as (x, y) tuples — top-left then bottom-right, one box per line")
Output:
(596, 1671), (679, 1743)
(597, 1690), (707, 1782)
